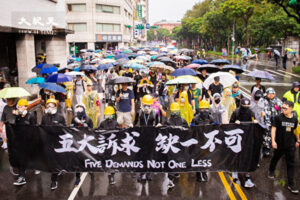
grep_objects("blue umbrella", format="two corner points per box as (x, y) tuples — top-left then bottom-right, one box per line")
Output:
(116, 58), (129, 66)
(46, 73), (73, 83)
(147, 61), (165, 67)
(80, 65), (96, 71)
(87, 49), (94, 52)
(245, 70), (275, 80)
(41, 64), (58, 74)
(221, 65), (244, 74)
(98, 63), (114, 70)
(191, 59), (208, 65)
(75, 57), (82, 61)
(35, 63), (44, 69)
(210, 59), (230, 65)
(124, 63), (146, 70)
(74, 67), (80, 72)
(94, 50), (102, 53)
(26, 77), (45, 84)
(171, 68), (196, 77)
(115, 53), (129, 60)
(38, 82), (66, 93)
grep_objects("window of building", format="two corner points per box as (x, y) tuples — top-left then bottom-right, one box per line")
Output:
(96, 23), (121, 32)
(96, 4), (120, 14)
(67, 4), (86, 12)
(67, 23), (87, 31)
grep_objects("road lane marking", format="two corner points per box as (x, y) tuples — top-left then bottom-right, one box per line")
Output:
(218, 172), (237, 200)
(277, 70), (300, 78)
(68, 172), (88, 200)
(265, 69), (291, 78)
(228, 175), (248, 200)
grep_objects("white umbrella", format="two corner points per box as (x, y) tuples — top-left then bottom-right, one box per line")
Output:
(65, 71), (85, 76)
(274, 49), (280, 56)
(203, 72), (238, 89)
(101, 59), (116, 64)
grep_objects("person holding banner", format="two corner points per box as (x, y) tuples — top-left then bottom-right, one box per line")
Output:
(99, 106), (119, 185)
(41, 98), (66, 190)
(192, 100), (214, 182)
(230, 97), (258, 188)
(13, 99), (37, 186)
(268, 101), (300, 194)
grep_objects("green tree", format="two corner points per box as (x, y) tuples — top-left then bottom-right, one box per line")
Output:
(156, 28), (171, 42)
(268, 0), (300, 23)
(147, 29), (155, 41)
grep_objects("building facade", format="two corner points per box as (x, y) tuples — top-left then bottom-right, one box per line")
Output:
(133, 0), (149, 44)
(0, 0), (70, 93)
(66, 0), (138, 51)
(153, 20), (181, 33)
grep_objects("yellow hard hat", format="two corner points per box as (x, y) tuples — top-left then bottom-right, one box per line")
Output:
(142, 95), (153, 105)
(46, 98), (58, 106)
(104, 106), (115, 116)
(199, 100), (210, 109)
(17, 99), (28, 107)
(170, 102), (180, 112)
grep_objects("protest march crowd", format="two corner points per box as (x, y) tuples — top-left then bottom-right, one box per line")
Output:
(0, 46), (299, 194)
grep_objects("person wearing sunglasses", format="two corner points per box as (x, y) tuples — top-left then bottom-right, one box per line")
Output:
(268, 101), (300, 194)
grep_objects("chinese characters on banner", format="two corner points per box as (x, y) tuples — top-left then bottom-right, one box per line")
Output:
(6, 124), (263, 173)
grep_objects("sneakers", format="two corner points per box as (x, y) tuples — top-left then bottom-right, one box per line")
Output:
(233, 178), (241, 186)
(13, 176), (26, 186)
(9, 167), (19, 176)
(288, 185), (299, 194)
(34, 170), (40, 175)
(196, 172), (208, 182)
(108, 174), (116, 185)
(268, 171), (275, 179)
(244, 179), (255, 188)
(75, 178), (81, 186)
(1, 142), (7, 149)
(50, 181), (58, 190)
(168, 179), (175, 189)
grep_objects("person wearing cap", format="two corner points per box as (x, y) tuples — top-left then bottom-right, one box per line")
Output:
(232, 82), (243, 108)
(211, 93), (228, 124)
(268, 101), (300, 194)
(82, 81), (100, 128)
(262, 88), (282, 156)
(283, 82), (300, 119)
(12, 99), (37, 186)
(208, 76), (223, 101)
(230, 97), (258, 188)
(250, 78), (265, 94)
(116, 83), (135, 128)
(41, 98), (65, 190)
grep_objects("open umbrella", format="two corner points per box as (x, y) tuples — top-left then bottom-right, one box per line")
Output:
(149, 51), (158, 55)
(221, 65), (244, 74)
(101, 59), (116, 64)
(87, 49), (94, 52)
(266, 47), (272, 50)
(98, 63), (114, 71)
(285, 48), (293, 52)
(26, 77), (45, 85)
(41, 64), (58, 74)
(210, 59), (230, 65)
(65, 71), (85, 77)
(58, 66), (73, 73)
(124, 63), (146, 70)
(245, 70), (275, 80)
(80, 49), (87, 53)
(191, 59), (209, 65)
(113, 76), (135, 84)
(68, 63), (80, 68)
(38, 82), (66, 93)
(80, 65), (97, 71)
(166, 76), (201, 85)
(0, 87), (31, 98)
(198, 64), (220, 73)
(174, 56), (188, 60)
(122, 49), (133, 54)
(115, 53), (129, 60)
(46, 73), (73, 83)
(116, 58), (129, 66)
(274, 49), (280, 56)
(136, 56), (150, 62)
(185, 64), (201, 69)
(171, 68), (196, 77)
(203, 72), (238, 89)
(128, 59), (144, 64)
(254, 48), (260, 51)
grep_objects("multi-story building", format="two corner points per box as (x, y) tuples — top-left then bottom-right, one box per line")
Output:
(0, 0), (71, 93)
(134, 0), (149, 44)
(153, 20), (181, 33)
(66, 0), (137, 51)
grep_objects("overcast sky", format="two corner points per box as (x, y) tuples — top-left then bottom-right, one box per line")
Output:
(149, 0), (201, 24)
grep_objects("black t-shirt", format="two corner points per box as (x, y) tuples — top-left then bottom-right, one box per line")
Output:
(208, 83), (223, 96)
(272, 113), (298, 148)
(123, 72), (133, 78)
(197, 74), (208, 82)
(250, 85), (265, 94)
(158, 80), (167, 96)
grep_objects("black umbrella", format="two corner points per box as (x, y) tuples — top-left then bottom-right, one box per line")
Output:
(197, 64), (220, 73)
(221, 65), (244, 74)
(210, 59), (230, 65)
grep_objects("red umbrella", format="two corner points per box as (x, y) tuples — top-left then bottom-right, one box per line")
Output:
(185, 64), (201, 69)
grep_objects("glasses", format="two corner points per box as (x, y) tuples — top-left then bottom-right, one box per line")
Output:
(281, 107), (288, 110)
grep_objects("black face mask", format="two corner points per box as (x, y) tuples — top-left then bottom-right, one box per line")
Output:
(200, 111), (209, 119)
(215, 99), (221, 104)
(254, 96), (261, 101)
(77, 111), (86, 119)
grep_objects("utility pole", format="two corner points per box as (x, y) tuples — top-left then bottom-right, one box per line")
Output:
(231, 22), (235, 64)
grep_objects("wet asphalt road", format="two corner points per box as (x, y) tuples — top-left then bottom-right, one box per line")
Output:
(0, 58), (300, 200)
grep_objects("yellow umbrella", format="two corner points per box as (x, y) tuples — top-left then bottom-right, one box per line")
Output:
(178, 75), (203, 84)
(285, 48), (293, 52)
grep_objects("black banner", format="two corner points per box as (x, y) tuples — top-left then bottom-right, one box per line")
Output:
(6, 123), (263, 173)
